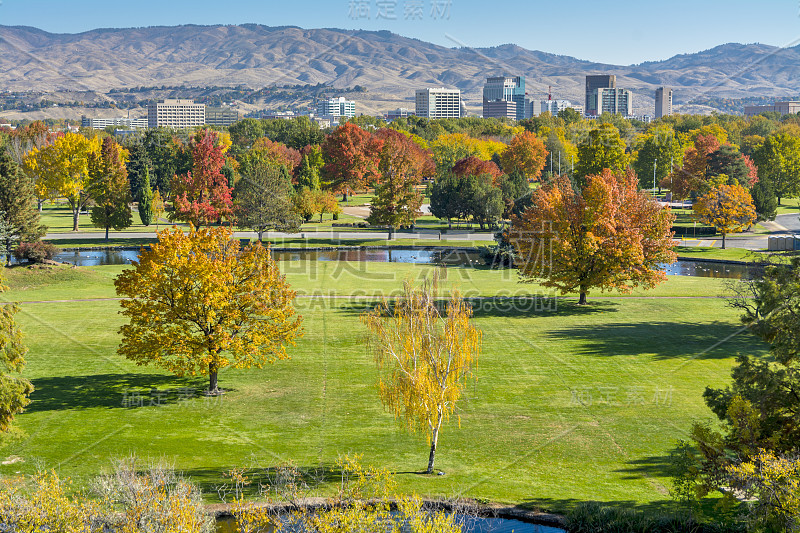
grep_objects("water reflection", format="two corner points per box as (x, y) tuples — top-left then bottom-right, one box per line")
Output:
(39, 248), (757, 279)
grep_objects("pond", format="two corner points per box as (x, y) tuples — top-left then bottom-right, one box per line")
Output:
(41, 248), (757, 279)
(214, 514), (565, 533)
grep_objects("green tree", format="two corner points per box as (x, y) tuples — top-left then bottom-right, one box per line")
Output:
(295, 154), (320, 190)
(87, 137), (133, 241)
(632, 125), (683, 190)
(0, 146), (46, 257)
(575, 123), (630, 185)
(751, 180), (778, 221)
(0, 269), (33, 432)
(752, 133), (800, 204)
(558, 107), (582, 126)
(138, 166), (154, 227)
(234, 161), (300, 240)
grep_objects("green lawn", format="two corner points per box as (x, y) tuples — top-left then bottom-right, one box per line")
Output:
(776, 198), (800, 215)
(0, 263), (766, 515)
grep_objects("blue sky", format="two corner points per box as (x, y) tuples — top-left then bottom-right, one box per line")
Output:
(1, 0), (799, 65)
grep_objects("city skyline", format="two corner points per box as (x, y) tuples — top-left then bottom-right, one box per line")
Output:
(1, 0), (798, 65)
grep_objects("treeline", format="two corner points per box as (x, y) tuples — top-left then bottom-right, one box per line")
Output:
(1, 109), (799, 250)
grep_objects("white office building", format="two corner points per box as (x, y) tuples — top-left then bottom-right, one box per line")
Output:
(415, 88), (461, 119)
(316, 97), (356, 120)
(81, 116), (148, 130)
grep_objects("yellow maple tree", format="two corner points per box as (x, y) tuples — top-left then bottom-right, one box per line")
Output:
(362, 274), (481, 474)
(22, 132), (101, 231)
(693, 183), (756, 249)
(114, 225), (303, 393)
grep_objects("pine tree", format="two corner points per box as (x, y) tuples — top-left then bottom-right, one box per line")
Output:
(0, 146), (46, 257)
(138, 167), (154, 227)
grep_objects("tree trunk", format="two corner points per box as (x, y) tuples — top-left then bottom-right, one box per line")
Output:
(721, 232), (726, 249)
(578, 285), (588, 305)
(73, 207), (80, 232)
(209, 363), (219, 394)
(258, 229), (264, 242)
(342, 193), (348, 202)
(426, 426), (440, 474)
(105, 225), (109, 241)
(38, 199), (44, 213)
(319, 213), (324, 223)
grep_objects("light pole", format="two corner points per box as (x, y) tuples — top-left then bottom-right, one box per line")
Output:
(653, 159), (658, 195)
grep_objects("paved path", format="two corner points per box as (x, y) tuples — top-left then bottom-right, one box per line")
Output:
(46, 229), (496, 242)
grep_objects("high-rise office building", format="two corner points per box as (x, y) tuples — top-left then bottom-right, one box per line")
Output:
(591, 88), (633, 116)
(482, 76), (526, 120)
(585, 75), (616, 116)
(147, 99), (205, 129)
(655, 87), (673, 118)
(316, 97), (356, 120)
(415, 88), (461, 119)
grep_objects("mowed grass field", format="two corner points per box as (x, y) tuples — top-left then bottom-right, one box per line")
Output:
(0, 262), (767, 513)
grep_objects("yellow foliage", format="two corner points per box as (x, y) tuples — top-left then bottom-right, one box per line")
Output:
(114, 225), (303, 392)
(362, 275), (481, 472)
(693, 183), (756, 248)
(727, 450), (800, 531)
(22, 132), (100, 202)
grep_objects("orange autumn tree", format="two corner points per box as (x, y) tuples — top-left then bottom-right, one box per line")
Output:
(114, 226), (303, 394)
(510, 169), (677, 305)
(693, 183), (757, 249)
(362, 274), (481, 474)
(499, 130), (548, 181)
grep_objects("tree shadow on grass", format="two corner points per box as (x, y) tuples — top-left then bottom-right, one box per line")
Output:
(519, 497), (679, 516)
(326, 298), (619, 320)
(26, 373), (207, 413)
(181, 463), (345, 501)
(615, 452), (676, 481)
(543, 321), (764, 360)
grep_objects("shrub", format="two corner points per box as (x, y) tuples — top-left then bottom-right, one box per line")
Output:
(12, 241), (57, 263)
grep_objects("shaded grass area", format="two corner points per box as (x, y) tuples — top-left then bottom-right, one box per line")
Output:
(0, 264), (766, 514)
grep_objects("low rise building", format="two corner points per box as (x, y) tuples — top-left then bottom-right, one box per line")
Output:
(205, 106), (239, 127)
(744, 101), (800, 117)
(81, 116), (148, 130)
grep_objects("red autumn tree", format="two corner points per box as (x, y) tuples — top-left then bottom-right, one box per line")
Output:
(170, 129), (234, 227)
(510, 169), (676, 305)
(451, 156), (502, 183)
(321, 123), (383, 200)
(499, 131), (548, 181)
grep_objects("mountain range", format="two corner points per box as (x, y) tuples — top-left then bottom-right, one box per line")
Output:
(1, 24), (799, 116)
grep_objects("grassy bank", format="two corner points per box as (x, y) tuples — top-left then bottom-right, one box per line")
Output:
(0, 263), (765, 514)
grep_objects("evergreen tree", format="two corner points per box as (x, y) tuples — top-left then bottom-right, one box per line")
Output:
(234, 160), (299, 240)
(751, 180), (778, 221)
(0, 146), (46, 257)
(138, 167), (154, 227)
(296, 154), (320, 190)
